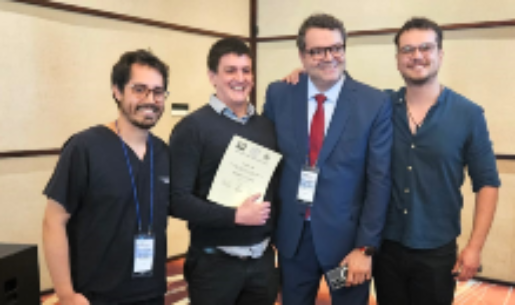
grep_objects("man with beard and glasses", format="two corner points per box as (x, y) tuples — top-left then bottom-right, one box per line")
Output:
(373, 17), (500, 305)
(283, 17), (501, 305)
(43, 50), (170, 305)
(264, 14), (392, 305)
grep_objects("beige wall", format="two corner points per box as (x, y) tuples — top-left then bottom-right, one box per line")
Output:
(459, 160), (515, 282)
(0, 0), (248, 290)
(258, 0), (515, 282)
(57, 0), (250, 37)
(0, 157), (59, 291)
(0, 1), (238, 150)
(258, 0), (515, 37)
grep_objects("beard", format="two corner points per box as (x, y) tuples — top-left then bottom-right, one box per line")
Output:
(401, 59), (439, 87)
(119, 103), (163, 130)
(402, 69), (439, 87)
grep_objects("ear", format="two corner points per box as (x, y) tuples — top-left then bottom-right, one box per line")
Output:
(207, 70), (217, 87)
(395, 51), (402, 72)
(298, 50), (304, 62)
(112, 85), (123, 101)
(298, 50), (311, 72)
(438, 49), (444, 62)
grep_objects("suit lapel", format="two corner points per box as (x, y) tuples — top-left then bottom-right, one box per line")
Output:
(292, 75), (309, 161)
(316, 75), (356, 167)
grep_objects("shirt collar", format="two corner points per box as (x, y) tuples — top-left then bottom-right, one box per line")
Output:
(307, 75), (345, 103)
(209, 94), (255, 123)
(395, 86), (449, 106)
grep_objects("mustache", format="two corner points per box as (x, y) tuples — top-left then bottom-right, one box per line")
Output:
(408, 59), (427, 66)
(136, 104), (160, 112)
(317, 59), (339, 67)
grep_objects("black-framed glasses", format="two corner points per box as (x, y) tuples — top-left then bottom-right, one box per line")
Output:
(305, 44), (345, 60)
(398, 42), (437, 56)
(130, 84), (169, 102)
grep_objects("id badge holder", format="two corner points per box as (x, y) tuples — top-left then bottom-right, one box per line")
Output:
(133, 232), (155, 278)
(297, 165), (319, 204)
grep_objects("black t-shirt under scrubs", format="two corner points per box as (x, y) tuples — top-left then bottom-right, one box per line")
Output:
(44, 125), (169, 303)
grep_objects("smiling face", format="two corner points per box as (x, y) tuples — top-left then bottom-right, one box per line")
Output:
(113, 63), (165, 130)
(299, 28), (346, 92)
(396, 29), (443, 86)
(208, 53), (253, 107)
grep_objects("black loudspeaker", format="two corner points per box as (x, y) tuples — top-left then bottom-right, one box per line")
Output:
(0, 243), (40, 305)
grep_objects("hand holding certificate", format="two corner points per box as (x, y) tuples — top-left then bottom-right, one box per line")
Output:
(235, 193), (271, 225)
(208, 135), (282, 210)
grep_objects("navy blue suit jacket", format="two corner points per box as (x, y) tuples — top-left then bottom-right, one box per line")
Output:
(264, 74), (392, 267)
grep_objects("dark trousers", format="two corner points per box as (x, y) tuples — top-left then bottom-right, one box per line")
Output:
(279, 222), (369, 305)
(373, 240), (457, 305)
(184, 245), (278, 305)
(86, 295), (164, 305)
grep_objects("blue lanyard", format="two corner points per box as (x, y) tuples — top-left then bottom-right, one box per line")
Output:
(115, 121), (154, 233)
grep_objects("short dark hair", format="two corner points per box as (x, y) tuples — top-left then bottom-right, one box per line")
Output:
(297, 14), (346, 51)
(111, 49), (169, 94)
(207, 37), (252, 73)
(394, 17), (443, 49)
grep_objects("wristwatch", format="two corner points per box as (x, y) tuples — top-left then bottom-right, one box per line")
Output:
(359, 246), (376, 256)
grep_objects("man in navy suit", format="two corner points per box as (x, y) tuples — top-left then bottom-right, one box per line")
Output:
(263, 14), (392, 304)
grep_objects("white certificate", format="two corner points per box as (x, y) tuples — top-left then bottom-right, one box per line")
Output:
(208, 135), (282, 208)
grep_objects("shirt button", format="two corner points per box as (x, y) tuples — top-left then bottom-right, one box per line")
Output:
(404, 188), (410, 193)
(407, 166), (412, 171)
(411, 144), (416, 149)
(404, 209), (408, 214)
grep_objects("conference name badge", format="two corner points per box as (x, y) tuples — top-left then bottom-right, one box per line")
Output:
(133, 234), (155, 277)
(297, 166), (319, 204)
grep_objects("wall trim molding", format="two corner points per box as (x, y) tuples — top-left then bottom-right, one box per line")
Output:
(10, 1), (514, 43)
(256, 19), (515, 42)
(0, 149), (60, 159)
(497, 154), (515, 160)
(11, 0), (248, 40)
(474, 276), (515, 288)
(166, 253), (186, 262)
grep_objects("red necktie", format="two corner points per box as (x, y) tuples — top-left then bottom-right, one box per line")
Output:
(306, 94), (326, 220)
(309, 94), (326, 166)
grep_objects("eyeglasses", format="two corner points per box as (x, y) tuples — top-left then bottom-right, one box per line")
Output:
(305, 44), (345, 60)
(398, 42), (438, 56)
(130, 84), (169, 102)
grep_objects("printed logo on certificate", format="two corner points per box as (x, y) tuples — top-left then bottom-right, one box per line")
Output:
(208, 135), (282, 207)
